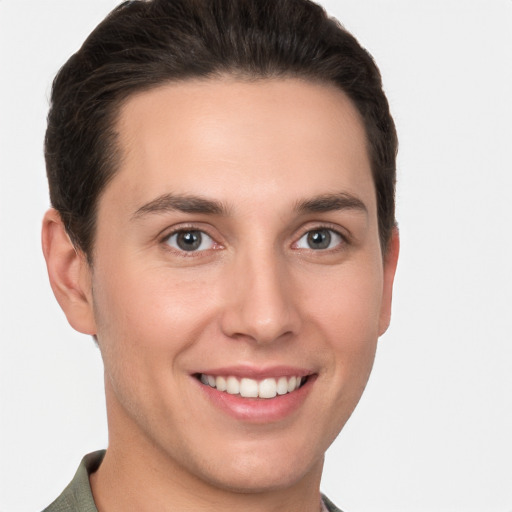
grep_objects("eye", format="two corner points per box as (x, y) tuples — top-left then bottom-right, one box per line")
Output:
(165, 230), (215, 252)
(295, 228), (343, 250)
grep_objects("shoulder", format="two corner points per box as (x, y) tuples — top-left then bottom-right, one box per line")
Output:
(322, 493), (345, 512)
(42, 451), (105, 512)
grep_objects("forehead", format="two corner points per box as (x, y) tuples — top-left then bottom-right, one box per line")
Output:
(107, 77), (375, 218)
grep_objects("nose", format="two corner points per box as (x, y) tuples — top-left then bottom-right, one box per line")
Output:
(219, 249), (301, 345)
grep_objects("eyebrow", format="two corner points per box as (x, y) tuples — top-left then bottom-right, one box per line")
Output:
(132, 193), (228, 219)
(295, 192), (368, 215)
(132, 191), (367, 220)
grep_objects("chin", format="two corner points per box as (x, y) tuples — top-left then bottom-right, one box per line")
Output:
(198, 452), (323, 494)
(163, 430), (328, 496)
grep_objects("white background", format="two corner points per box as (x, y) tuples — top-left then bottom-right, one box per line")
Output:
(1, 1), (511, 511)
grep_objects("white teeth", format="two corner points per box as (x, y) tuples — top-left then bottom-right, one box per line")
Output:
(276, 376), (288, 395)
(200, 374), (305, 399)
(216, 375), (227, 392)
(259, 378), (277, 399)
(226, 376), (240, 395)
(240, 378), (259, 398)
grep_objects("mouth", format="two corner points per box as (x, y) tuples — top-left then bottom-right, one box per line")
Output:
(195, 373), (309, 399)
(193, 368), (316, 422)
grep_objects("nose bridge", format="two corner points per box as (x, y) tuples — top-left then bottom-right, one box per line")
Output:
(220, 242), (299, 344)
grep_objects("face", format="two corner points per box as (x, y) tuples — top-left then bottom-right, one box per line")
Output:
(84, 78), (397, 493)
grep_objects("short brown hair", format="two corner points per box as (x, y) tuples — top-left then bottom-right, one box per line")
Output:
(45, 0), (397, 259)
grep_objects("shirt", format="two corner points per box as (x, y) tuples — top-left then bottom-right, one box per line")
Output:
(43, 451), (343, 512)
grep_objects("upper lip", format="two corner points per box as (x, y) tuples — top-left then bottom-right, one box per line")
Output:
(194, 365), (314, 380)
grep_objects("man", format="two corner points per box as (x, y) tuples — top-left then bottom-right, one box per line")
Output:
(41, 0), (399, 510)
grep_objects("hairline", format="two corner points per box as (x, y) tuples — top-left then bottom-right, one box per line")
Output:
(80, 73), (388, 264)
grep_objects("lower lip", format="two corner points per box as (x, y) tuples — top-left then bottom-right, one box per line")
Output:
(195, 376), (315, 423)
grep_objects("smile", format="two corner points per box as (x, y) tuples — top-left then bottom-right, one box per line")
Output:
(199, 374), (305, 399)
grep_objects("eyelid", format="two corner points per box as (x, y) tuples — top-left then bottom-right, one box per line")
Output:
(156, 221), (350, 255)
(166, 231), (214, 251)
(294, 221), (349, 241)
(291, 223), (350, 251)
(159, 224), (223, 254)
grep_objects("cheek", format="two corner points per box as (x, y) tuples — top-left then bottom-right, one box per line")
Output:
(302, 259), (383, 379)
(95, 263), (212, 335)
(91, 266), (223, 430)
(91, 266), (217, 382)
(306, 258), (383, 335)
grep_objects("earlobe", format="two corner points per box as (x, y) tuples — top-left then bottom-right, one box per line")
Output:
(41, 208), (97, 335)
(378, 227), (400, 336)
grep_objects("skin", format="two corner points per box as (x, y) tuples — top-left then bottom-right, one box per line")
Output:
(42, 78), (399, 512)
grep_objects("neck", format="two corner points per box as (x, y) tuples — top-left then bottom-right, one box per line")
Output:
(90, 444), (324, 512)
(90, 383), (325, 512)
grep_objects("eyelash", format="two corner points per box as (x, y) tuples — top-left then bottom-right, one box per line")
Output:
(293, 227), (347, 252)
(161, 225), (221, 256)
(160, 224), (348, 256)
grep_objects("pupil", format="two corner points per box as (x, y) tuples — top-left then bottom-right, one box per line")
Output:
(177, 231), (201, 251)
(307, 229), (330, 250)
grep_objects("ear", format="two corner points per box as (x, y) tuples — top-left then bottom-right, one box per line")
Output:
(378, 226), (400, 336)
(41, 208), (97, 335)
